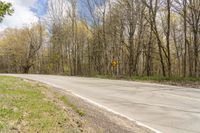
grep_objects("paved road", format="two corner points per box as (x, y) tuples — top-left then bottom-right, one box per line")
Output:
(2, 74), (200, 133)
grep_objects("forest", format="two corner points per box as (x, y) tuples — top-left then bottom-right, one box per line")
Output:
(0, 0), (199, 78)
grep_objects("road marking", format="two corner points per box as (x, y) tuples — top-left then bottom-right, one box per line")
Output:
(22, 78), (163, 133)
(72, 93), (162, 133)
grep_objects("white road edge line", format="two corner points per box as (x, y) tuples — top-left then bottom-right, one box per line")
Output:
(27, 79), (163, 133)
(72, 93), (162, 133)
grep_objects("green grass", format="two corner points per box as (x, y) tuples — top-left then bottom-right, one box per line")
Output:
(0, 76), (78, 133)
(93, 75), (200, 86)
(128, 76), (200, 82)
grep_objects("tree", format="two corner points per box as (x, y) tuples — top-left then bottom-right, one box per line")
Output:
(187, 0), (200, 77)
(22, 24), (44, 73)
(166, 0), (172, 77)
(0, 24), (45, 73)
(143, 0), (167, 77)
(0, 1), (14, 22)
(0, 0), (199, 78)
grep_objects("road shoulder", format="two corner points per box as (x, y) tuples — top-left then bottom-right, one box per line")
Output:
(41, 82), (154, 133)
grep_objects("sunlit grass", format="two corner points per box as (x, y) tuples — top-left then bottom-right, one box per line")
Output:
(0, 76), (71, 132)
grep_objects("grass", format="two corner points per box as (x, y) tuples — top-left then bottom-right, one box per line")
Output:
(93, 75), (200, 87)
(59, 96), (85, 117)
(128, 76), (200, 82)
(0, 76), (83, 133)
(94, 74), (200, 81)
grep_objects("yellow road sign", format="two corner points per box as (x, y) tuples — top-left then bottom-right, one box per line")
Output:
(111, 60), (118, 67)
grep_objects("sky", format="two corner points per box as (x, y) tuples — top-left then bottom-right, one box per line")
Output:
(0, 0), (52, 31)
(0, 0), (106, 31)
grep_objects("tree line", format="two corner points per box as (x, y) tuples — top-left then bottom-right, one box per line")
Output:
(0, 0), (199, 78)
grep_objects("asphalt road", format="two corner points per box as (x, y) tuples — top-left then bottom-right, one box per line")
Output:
(2, 74), (200, 133)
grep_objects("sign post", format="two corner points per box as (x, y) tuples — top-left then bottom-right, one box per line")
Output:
(111, 60), (118, 77)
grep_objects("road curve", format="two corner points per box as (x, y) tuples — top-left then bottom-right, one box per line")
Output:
(2, 74), (200, 133)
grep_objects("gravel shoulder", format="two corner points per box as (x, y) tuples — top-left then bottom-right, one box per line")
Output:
(34, 81), (153, 133)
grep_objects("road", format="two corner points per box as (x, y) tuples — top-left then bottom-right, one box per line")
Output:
(2, 74), (200, 133)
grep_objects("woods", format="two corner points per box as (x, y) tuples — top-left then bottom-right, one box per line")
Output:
(0, 0), (199, 78)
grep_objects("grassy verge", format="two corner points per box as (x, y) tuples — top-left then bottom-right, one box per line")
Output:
(128, 76), (200, 82)
(0, 76), (85, 133)
(93, 75), (200, 88)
